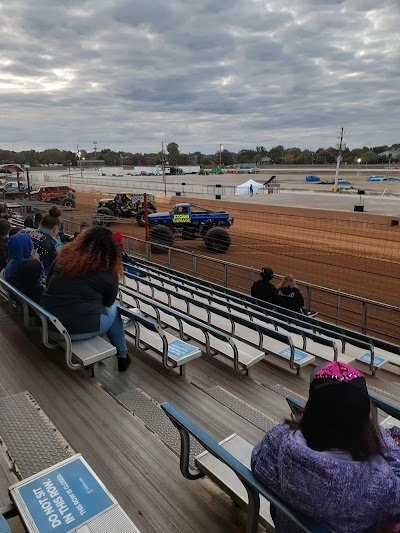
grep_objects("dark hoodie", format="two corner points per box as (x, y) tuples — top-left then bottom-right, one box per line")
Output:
(4, 233), (45, 302)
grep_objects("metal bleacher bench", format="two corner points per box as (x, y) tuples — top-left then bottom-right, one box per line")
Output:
(0, 276), (116, 376)
(118, 285), (265, 375)
(117, 304), (201, 377)
(161, 403), (325, 533)
(124, 265), (400, 375)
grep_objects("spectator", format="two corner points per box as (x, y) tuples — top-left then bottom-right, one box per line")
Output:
(4, 233), (45, 302)
(40, 226), (131, 372)
(114, 232), (147, 278)
(24, 215), (34, 228)
(73, 220), (90, 239)
(251, 267), (278, 304)
(34, 212), (43, 228)
(251, 362), (400, 532)
(0, 218), (11, 271)
(26, 206), (62, 273)
(249, 183), (253, 197)
(276, 274), (304, 313)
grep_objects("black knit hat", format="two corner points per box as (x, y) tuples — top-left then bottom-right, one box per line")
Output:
(260, 267), (274, 281)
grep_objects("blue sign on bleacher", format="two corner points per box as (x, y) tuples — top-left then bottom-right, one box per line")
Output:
(358, 353), (386, 367)
(168, 339), (196, 359)
(14, 455), (114, 533)
(279, 348), (309, 362)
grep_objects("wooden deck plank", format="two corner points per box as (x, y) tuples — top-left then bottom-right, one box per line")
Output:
(0, 299), (399, 533)
(0, 314), (247, 532)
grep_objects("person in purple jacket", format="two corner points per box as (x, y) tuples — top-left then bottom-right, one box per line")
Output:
(251, 362), (400, 532)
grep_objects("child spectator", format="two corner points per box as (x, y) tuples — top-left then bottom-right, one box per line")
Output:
(276, 274), (304, 313)
(4, 233), (45, 302)
(250, 267), (278, 304)
(0, 218), (11, 271)
(40, 226), (131, 372)
(26, 206), (62, 273)
(251, 362), (400, 532)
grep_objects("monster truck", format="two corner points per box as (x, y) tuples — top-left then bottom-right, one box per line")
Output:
(147, 203), (234, 254)
(31, 185), (76, 207)
(94, 193), (156, 226)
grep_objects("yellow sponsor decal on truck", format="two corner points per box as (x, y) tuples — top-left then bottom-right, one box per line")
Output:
(172, 214), (191, 223)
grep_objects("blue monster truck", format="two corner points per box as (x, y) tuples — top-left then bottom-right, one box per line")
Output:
(147, 203), (234, 254)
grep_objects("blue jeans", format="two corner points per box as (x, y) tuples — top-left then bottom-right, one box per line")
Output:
(70, 305), (128, 359)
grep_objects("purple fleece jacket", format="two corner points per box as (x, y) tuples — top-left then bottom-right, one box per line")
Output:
(251, 424), (400, 533)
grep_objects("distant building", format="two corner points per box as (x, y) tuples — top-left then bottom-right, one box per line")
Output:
(260, 156), (272, 164)
(80, 159), (106, 167)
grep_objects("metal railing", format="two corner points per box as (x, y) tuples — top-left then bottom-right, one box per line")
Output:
(61, 219), (400, 344)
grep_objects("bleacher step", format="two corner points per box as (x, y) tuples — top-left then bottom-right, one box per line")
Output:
(200, 385), (276, 432)
(116, 387), (204, 461)
(0, 392), (74, 479)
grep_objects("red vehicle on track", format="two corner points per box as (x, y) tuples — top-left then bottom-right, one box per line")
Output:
(32, 186), (76, 207)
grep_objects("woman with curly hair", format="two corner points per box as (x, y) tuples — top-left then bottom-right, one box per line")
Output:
(40, 226), (131, 371)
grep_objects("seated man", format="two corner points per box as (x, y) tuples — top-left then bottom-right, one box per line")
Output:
(251, 267), (278, 304)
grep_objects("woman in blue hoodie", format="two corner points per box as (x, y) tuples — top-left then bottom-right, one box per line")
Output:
(4, 233), (45, 303)
(251, 362), (400, 532)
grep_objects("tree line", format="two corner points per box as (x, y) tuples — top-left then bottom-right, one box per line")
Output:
(1, 142), (399, 168)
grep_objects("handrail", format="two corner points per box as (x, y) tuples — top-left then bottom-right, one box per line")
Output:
(117, 304), (174, 370)
(161, 402), (325, 533)
(0, 276), (80, 371)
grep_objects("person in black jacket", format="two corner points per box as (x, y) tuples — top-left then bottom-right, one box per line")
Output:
(251, 267), (278, 304)
(0, 218), (11, 271)
(277, 274), (304, 313)
(40, 226), (131, 372)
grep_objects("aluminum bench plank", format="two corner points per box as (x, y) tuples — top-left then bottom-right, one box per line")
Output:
(71, 336), (116, 366)
(196, 434), (273, 531)
(125, 324), (201, 366)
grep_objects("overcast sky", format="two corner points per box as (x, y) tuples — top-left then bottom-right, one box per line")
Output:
(0, 0), (399, 153)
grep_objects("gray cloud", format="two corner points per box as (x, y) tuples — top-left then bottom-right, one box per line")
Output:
(0, 0), (399, 152)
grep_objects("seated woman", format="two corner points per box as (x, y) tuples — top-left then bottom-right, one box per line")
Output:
(251, 362), (400, 532)
(40, 226), (131, 372)
(276, 274), (304, 313)
(4, 233), (45, 303)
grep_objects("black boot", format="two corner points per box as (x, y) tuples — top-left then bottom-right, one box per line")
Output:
(118, 354), (131, 372)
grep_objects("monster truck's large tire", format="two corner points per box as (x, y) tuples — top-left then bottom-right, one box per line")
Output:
(136, 208), (154, 227)
(149, 225), (174, 253)
(182, 227), (197, 240)
(204, 227), (231, 254)
(60, 196), (75, 208)
(94, 207), (114, 226)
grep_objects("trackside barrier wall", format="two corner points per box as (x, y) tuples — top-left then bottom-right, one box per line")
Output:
(161, 403), (325, 533)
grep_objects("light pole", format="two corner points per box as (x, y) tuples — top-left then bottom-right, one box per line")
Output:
(93, 141), (97, 160)
(219, 144), (223, 167)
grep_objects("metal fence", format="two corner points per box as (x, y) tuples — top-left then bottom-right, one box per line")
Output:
(61, 221), (400, 345)
(36, 173), (280, 196)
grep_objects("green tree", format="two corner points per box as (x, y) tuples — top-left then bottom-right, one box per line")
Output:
(167, 142), (180, 166)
